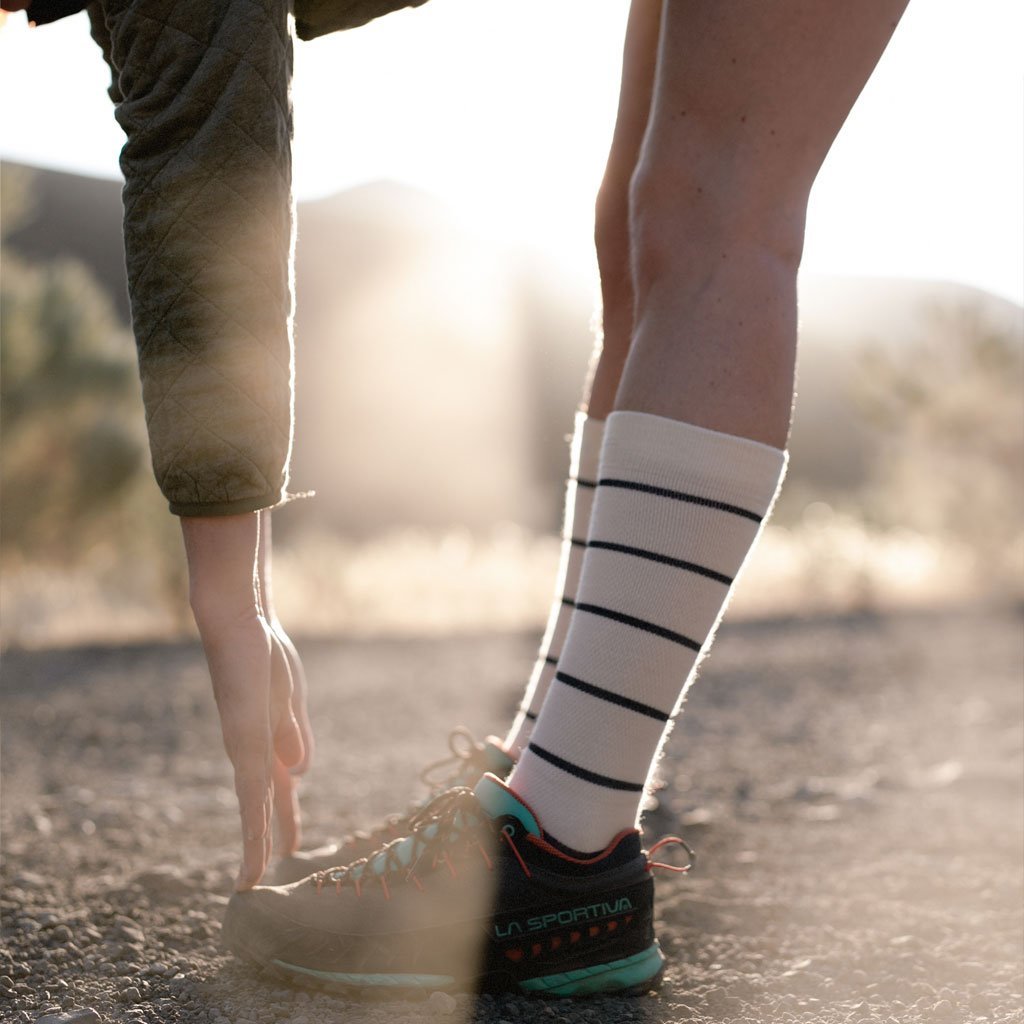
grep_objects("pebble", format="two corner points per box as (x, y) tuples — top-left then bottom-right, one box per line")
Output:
(13, 871), (46, 888)
(427, 990), (458, 1015)
(36, 1011), (101, 1024)
(132, 866), (193, 901)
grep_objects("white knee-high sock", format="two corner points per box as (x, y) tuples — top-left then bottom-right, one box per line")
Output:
(507, 411), (787, 853)
(504, 413), (605, 759)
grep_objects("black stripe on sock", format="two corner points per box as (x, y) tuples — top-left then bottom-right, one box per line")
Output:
(527, 742), (645, 792)
(561, 597), (576, 608)
(575, 602), (701, 652)
(587, 539), (733, 586)
(523, 709), (538, 721)
(544, 655), (559, 667)
(573, 478), (597, 490)
(598, 478), (762, 523)
(570, 537), (588, 548)
(555, 671), (670, 722)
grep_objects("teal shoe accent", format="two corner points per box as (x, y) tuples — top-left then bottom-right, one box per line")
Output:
(517, 942), (665, 997)
(473, 774), (541, 837)
(482, 737), (516, 777)
(272, 959), (455, 989)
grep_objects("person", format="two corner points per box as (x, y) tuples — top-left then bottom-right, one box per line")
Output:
(224, 0), (909, 996)
(4, 0), (315, 891)
(4, 0), (909, 997)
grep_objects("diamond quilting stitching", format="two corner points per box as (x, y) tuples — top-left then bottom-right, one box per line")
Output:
(106, 0), (298, 509)
(155, 391), (282, 497)
(134, 238), (293, 428)
(130, 177), (292, 380)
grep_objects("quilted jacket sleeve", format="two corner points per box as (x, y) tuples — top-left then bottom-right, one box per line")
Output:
(89, 0), (296, 516)
(22, 0), (89, 25)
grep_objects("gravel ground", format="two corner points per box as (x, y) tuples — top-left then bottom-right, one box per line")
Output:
(2, 607), (1022, 1024)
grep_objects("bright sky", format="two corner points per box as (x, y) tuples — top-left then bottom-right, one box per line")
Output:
(1, 0), (1021, 304)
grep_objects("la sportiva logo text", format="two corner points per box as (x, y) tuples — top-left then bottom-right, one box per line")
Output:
(494, 897), (634, 938)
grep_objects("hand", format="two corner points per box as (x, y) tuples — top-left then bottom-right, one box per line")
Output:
(265, 621), (315, 859)
(181, 514), (308, 891)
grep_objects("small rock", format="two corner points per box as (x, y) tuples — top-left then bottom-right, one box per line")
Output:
(37, 1011), (101, 1024)
(427, 990), (458, 1015)
(119, 986), (142, 1003)
(132, 866), (193, 902)
(12, 871), (46, 889)
(113, 924), (145, 946)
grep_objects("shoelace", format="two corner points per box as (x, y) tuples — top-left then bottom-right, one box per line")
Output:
(312, 787), (529, 900)
(418, 727), (492, 789)
(315, 790), (695, 901)
(646, 835), (695, 874)
(333, 729), (490, 855)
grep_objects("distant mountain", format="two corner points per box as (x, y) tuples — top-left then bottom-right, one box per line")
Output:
(3, 161), (128, 321)
(799, 274), (1022, 347)
(3, 160), (1020, 533)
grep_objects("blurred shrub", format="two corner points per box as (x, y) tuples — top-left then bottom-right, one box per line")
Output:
(1, 174), (188, 627)
(854, 300), (1023, 595)
(1, 249), (144, 544)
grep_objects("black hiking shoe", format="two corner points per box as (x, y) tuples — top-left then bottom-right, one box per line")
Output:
(225, 774), (691, 997)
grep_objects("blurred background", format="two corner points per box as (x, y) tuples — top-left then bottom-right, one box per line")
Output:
(1, 0), (1022, 648)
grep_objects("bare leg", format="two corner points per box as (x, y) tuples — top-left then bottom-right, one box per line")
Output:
(507, 0), (909, 854)
(256, 509), (315, 855)
(182, 513), (304, 887)
(584, 0), (661, 420)
(619, 0), (909, 446)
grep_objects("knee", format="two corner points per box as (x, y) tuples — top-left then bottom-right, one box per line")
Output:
(628, 132), (809, 296)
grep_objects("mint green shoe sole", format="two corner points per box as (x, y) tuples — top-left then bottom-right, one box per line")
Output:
(262, 942), (665, 998)
(518, 942), (666, 997)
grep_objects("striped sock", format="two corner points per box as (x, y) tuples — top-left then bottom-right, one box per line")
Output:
(507, 411), (787, 853)
(504, 413), (605, 759)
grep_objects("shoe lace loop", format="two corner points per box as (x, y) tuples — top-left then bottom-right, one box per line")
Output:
(418, 727), (483, 789)
(646, 835), (695, 875)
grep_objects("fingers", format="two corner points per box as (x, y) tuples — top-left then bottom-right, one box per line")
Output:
(272, 756), (302, 856)
(272, 624), (315, 776)
(269, 630), (305, 770)
(217, 638), (275, 889)
(291, 690), (316, 777)
(235, 773), (272, 890)
(273, 710), (305, 773)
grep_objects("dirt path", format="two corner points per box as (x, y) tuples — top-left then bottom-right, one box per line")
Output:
(2, 608), (1022, 1024)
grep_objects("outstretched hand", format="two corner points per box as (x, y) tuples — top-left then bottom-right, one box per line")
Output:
(181, 514), (313, 891)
